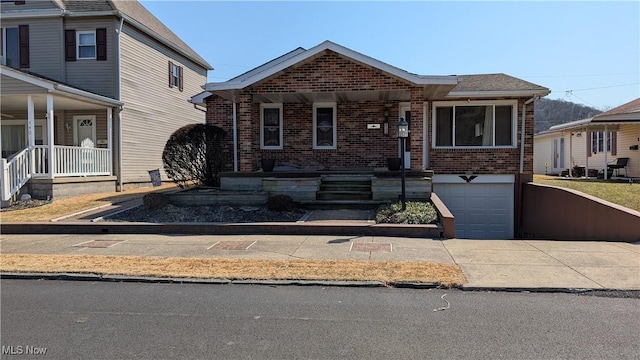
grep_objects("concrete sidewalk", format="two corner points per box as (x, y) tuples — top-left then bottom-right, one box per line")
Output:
(1, 233), (638, 290)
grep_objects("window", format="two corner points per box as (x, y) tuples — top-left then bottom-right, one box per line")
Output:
(433, 101), (516, 147)
(313, 102), (336, 149)
(1, 25), (28, 68)
(591, 131), (612, 154)
(260, 103), (283, 149)
(168, 61), (183, 91)
(77, 31), (96, 59)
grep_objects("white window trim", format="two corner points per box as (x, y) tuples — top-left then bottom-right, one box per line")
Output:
(313, 102), (337, 150)
(260, 103), (283, 150)
(73, 115), (97, 146)
(590, 131), (612, 154)
(431, 99), (518, 149)
(76, 30), (96, 60)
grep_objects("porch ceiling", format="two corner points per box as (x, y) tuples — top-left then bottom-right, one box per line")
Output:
(1, 93), (113, 113)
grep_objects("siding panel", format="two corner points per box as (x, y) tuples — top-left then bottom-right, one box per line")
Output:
(119, 23), (207, 183)
(64, 17), (118, 98)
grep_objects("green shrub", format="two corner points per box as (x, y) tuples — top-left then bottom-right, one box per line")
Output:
(267, 195), (296, 212)
(375, 201), (438, 224)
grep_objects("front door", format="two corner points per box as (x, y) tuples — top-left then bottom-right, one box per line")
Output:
(399, 103), (411, 169)
(553, 137), (565, 171)
(74, 115), (96, 147)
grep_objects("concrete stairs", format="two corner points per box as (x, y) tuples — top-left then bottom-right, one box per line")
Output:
(306, 175), (383, 209)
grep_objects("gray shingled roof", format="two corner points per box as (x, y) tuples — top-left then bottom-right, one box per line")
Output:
(57, 0), (212, 69)
(452, 73), (548, 93)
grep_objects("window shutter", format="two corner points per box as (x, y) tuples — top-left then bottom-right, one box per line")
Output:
(18, 25), (29, 68)
(611, 131), (617, 156)
(586, 131), (592, 157)
(65, 29), (76, 61)
(96, 28), (107, 61)
(178, 66), (183, 92)
(168, 61), (174, 88)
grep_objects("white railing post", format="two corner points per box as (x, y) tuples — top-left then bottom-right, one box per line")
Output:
(1, 158), (9, 201)
(46, 95), (55, 179)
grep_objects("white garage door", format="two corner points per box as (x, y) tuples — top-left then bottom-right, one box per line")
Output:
(433, 175), (514, 239)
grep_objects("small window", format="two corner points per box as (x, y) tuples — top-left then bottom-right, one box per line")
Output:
(168, 61), (183, 91)
(591, 131), (612, 154)
(260, 104), (283, 149)
(1, 25), (29, 68)
(313, 102), (336, 149)
(77, 31), (96, 59)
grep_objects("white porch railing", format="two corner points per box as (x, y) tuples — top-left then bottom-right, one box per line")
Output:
(2, 145), (112, 202)
(1, 147), (32, 202)
(36, 145), (112, 177)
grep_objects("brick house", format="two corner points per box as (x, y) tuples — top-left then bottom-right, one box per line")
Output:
(191, 41), (549, 239)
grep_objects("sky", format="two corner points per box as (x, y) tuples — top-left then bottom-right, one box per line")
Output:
(140, 0), (640, 111)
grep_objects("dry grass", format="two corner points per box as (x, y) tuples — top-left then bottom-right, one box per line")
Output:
(533, 175), (640, 212)
(0, 254), (467, 287)
(0, 184), (177, 222)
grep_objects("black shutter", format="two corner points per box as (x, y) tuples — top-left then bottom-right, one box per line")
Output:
(178, 65), (183, 91)
(168, 61), (174, 88)
(96, 28), (107, 61)
(65, 29), (76, 61)
(18, 25), (29, 68)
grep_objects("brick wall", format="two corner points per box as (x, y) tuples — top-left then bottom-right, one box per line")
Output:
(206, 50), (536, 175)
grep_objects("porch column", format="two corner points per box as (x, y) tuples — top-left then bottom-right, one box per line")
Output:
(604, 125), (609, 180)
(46, 94), (54, 179)
(107, 107), (113, 174)
(237, 93), (253, 172)
(27, 96), (35, 174)
(410, 88), (424, 170)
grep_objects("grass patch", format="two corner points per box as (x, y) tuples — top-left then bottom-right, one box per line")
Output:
(0, 184), (177, 222)
(0, 254), (467, 287)
(375, 201), (438, 224)
(533, 175), (640, 212)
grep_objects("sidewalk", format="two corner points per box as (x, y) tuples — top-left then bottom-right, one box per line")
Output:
(1, 232), (638, 290)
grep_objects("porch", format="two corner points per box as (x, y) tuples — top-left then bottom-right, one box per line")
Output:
(0, 65), (122, 204)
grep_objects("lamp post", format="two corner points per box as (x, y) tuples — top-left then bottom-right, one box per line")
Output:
(397, 117), (409, 211)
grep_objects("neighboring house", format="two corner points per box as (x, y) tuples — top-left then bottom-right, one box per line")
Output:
(534, 98), (640, 178)
(0, 0), (212, 204)
(191, 41), (549, 239)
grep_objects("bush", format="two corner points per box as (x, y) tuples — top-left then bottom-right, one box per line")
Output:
(162, 124), (226, 188)
(375, 201), (438, 224)
(266, 194), (296, 212)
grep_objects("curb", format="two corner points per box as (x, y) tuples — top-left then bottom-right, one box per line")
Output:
(0, 272), (439, 289)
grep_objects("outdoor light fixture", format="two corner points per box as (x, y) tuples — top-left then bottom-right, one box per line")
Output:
(397, 117), (409, 210)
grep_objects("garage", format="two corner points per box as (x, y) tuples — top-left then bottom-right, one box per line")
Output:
(433, 175), (514, 239)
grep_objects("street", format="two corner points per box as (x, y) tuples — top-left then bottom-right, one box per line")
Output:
(1, 279), (638, 359)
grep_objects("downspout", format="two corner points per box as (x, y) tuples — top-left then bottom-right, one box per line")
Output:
(519, 96), (537, 174)
(116, 16), (124, 191)
(232, 100), (238, 172)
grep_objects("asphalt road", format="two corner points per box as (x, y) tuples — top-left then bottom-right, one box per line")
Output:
(1, 280), (639, 360)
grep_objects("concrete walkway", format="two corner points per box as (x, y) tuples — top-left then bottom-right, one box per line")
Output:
(1, 233), (638, 290)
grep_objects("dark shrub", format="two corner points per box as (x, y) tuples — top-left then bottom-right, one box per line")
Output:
(162, 124), (226, 188)
(266, 194), (296, 212)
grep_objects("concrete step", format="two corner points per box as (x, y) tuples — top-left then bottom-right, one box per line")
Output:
(316, 191), (372, 201)
(300, 200), (386, 210)
(320, 183), (371, 191)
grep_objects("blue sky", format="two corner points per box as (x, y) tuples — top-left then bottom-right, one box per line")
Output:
(140, 1), (639, 111)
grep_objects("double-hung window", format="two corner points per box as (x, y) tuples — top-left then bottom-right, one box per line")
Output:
(260, 103), (283, 149)
(77, 31), (96, 59)
(168, 61), (183, 91)
(313, 102), (337, 149)
(591, 131), (612, 154)
(1, 25), (29, 68)
(433, 100), (516, 148)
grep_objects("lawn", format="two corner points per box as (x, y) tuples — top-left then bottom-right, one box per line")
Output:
(533, 175), (640, 212)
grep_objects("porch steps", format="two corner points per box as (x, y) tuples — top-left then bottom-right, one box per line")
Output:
(315, 175), (373, 202)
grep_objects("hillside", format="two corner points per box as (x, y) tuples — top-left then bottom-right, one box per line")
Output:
(534, 98), (601, 134)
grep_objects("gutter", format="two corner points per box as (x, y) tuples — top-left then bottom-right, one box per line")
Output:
(116, 17), (125, 192)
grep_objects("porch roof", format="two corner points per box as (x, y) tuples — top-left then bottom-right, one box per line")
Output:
(198, 40), (460, 103)
(0, 65), (123, 113)
(591, 98), (640, 124)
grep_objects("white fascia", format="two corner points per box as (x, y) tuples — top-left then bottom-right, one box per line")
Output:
(447, 90), (551, 98)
